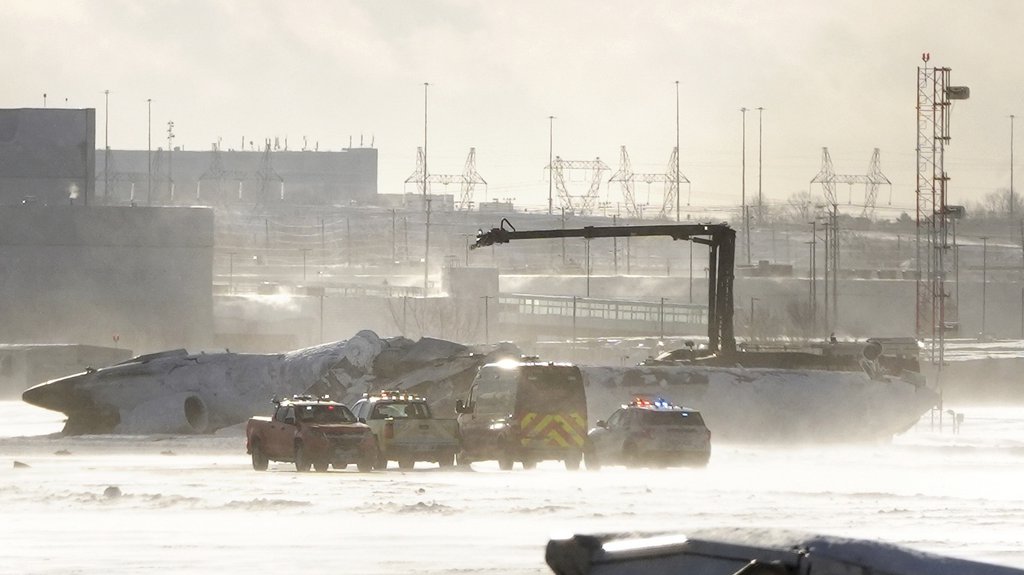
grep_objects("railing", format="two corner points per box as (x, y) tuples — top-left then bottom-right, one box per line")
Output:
(499, 293), (707, 326)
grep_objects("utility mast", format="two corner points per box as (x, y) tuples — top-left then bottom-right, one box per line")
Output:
(916, 53), (969, 367)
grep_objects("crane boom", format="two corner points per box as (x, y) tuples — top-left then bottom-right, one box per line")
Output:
(472, 221), (736, 354)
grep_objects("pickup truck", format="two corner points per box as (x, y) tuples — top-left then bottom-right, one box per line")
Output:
(350, 391), (460, 470)
(246, 395), (377, 472)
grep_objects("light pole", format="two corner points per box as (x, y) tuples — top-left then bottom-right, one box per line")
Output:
(391, 209), (397, 264)
(740, 107), (750, 265)
(166, 120), (175, 202)
(822, 219), (830, 333)
(981, 236), (989, 337)
(548, 115), (555, 216)
(750, 297), (760, 335)
(659, 297), (666, 340)
(688, 240), (693, 303)
(228, 251), (236, 294)
(146, 98), (152, 205)
(612, 214), (619, 275)
(757, 106), (764, 224)
(805, 240), (815, 330)
(423, 82), (430, 293)
(560, 207), (567, 267)
(1011, 114), (1016, 221)
(809, 220), (818, 328)
(104, 90), (109, 201)
(481, 295), (492, 343)
(675, 80), (680, 222)
(300, 248), (311, 281)
(585, 239), (592, 297)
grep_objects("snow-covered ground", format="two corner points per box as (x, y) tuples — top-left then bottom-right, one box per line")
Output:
(1, 401), (1023, 574)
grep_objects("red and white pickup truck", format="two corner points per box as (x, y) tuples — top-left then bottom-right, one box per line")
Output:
(246, 395), (377, 472)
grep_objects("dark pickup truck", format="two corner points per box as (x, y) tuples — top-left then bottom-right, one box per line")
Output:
(246, 395), (377, 472)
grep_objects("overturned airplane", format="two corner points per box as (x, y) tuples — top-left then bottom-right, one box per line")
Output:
(23, 326), (937, 442)
(22, 331), (517, 435)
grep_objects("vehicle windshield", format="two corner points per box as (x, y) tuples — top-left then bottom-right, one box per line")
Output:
(641, 410), (705, 426)
(517, 366), (585, 414)
(296, 404), (356, 424)
(371, 401), (431, 419)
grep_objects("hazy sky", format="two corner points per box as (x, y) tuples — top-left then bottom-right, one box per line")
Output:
(3, 0), (1022, 217)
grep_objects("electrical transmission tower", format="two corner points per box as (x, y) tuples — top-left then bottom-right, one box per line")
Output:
(96, 152), (146, 204)
(404, 147), (487, 210)
(197, 143), (247, 203)
(547, 156), (609, 215)
(608, 146), (690, 219)
(809, 147), (892, 329)
(916, 53), (969, 366)
(811, 148), (892, 217)
(256, 142), (284, 203)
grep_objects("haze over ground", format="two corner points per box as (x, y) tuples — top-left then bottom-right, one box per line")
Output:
(2, 1), (1021, 214)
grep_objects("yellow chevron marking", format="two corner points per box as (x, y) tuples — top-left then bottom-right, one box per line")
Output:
(520, 412), (586, 448)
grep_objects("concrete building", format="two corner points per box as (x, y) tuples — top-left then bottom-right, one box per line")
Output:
(0, 205), (215, 353)
(0, 344), (132, 398)
(0, 108), (95, 206)
(95, 147), (377, 207)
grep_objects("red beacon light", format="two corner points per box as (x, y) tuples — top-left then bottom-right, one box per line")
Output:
(627, 396), (676, 409)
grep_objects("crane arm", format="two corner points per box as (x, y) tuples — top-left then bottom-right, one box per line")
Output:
(471, 221), (736, 354)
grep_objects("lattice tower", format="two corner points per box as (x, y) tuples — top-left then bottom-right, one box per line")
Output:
(916, 58), (956, 363)
(256, 142), (284, 203)
(608, 147), (688, 219)
(608, 146), (638, 217)
(548, 157), (609, 214)
(197, 144), (248, 202)
(405, 147), (488, 210)
(811, 148), (891, 217)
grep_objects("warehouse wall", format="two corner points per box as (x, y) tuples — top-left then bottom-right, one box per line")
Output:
(0, 206), (214, 353)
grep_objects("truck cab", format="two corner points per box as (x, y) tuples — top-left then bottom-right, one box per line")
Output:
(246, 395), (377, 472)
(351, 391), (459, 470)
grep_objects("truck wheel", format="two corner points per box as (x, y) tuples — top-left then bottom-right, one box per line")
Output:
(398, 458), (414, 470)
(357, 456), (374, 473)
(584, 449), (601, 471)
(374, 450), (388, 470)
(622, 443), (641, 469)
(313, 460), (329, 472)
(521, 457), (536, 470)
(250, 442), (269, 471)
(456, 451), (473, 467)
(564, 451), (582, 471)
(438, 452), (455, 468)
(294, 444), (311, 472)
(498, 448), (514, 471)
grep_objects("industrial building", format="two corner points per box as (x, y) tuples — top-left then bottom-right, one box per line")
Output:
(95, 146), (377, 207)
(0, 108), (95, 206)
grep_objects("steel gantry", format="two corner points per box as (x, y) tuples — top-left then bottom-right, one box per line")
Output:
(472, 220), (736, 353)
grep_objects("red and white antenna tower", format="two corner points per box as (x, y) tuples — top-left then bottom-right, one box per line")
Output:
(916, 53), (969, 367)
